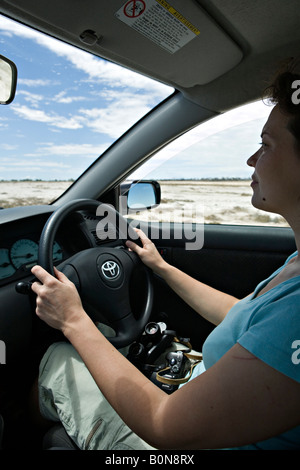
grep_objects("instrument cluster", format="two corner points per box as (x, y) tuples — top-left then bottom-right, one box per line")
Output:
(0, 238), (63, 280)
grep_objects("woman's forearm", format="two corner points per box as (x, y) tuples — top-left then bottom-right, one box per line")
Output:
(126, 230), (239, 326)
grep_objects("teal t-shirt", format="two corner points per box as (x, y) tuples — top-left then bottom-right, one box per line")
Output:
(190, 251), (300, 449)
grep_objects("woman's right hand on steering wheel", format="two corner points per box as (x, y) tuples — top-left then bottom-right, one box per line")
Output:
(126, 228), (167, 276)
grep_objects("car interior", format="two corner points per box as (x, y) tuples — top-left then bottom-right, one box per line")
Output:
(0, 0), (300, 450)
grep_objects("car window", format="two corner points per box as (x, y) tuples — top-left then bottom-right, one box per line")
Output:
(128, 101), (288, 227)
(0, 15), (172, 208)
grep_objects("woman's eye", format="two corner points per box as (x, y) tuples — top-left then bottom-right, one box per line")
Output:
(259, 141), (267, 148)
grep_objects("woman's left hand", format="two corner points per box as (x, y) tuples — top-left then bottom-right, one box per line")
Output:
(31, 265), (85, 332)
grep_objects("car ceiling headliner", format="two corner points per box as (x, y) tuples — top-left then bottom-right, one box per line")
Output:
(0, 0), (300, 112)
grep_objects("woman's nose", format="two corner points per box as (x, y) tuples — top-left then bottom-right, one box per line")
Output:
(247, 150), (259, 167)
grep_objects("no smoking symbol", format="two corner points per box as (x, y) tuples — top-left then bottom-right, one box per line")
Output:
(124, 0), (146, 18)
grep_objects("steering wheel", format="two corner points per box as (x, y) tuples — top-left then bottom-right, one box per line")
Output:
(38, 199), (153, 348)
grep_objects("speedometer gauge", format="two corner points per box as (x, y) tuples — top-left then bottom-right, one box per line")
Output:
(10, 239), (39, 269)
(0, 248), (16, 279)
(53, 241), (63, 263)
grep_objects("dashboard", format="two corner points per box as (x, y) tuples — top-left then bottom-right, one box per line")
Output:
(0, 204), (111, 287)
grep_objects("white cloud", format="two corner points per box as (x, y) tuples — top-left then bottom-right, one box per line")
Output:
(0, 144), (18, 150)
(2, 159), (69, 169)
(17, 90), (43, 107)
(34, 142), (108, 158)
(18, 78), (54, 87)
(54, 91), (86, 104)
(0, 116), (8, 129)
(11, 105), (84, 129)
(11, 88), (155, 137)
(79, 91), (152, 138)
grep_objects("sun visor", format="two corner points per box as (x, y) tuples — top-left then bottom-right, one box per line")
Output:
(0, 0), (243, 87)
(113, 0), (243, 87)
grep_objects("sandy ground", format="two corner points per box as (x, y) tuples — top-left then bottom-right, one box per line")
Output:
(0, 180), (73, 208)
(0, 180), (288, 227)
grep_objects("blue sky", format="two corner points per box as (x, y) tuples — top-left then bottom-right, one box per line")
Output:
(0, 15), (172, 180)
(0, 15), (271, 181)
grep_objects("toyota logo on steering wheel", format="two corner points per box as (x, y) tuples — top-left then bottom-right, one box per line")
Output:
(101, 260), (120, 280)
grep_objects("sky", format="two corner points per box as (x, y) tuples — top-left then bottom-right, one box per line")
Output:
(132, 101), (272, 180)
(0, 14), (272, 181)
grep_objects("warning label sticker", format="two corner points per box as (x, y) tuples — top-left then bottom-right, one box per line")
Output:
(115, 0), (200, 54)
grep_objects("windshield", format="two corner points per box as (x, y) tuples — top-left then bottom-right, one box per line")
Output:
(0, 15), (172, 208)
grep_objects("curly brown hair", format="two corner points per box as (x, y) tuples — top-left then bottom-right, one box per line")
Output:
(264, 58), (300, 149)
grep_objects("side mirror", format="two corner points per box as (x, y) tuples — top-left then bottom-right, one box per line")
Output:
(124, 180), (161, 211)
(0, 54), (17, 105)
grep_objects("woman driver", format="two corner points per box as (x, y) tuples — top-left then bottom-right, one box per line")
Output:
(31, 58), (300, 450)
